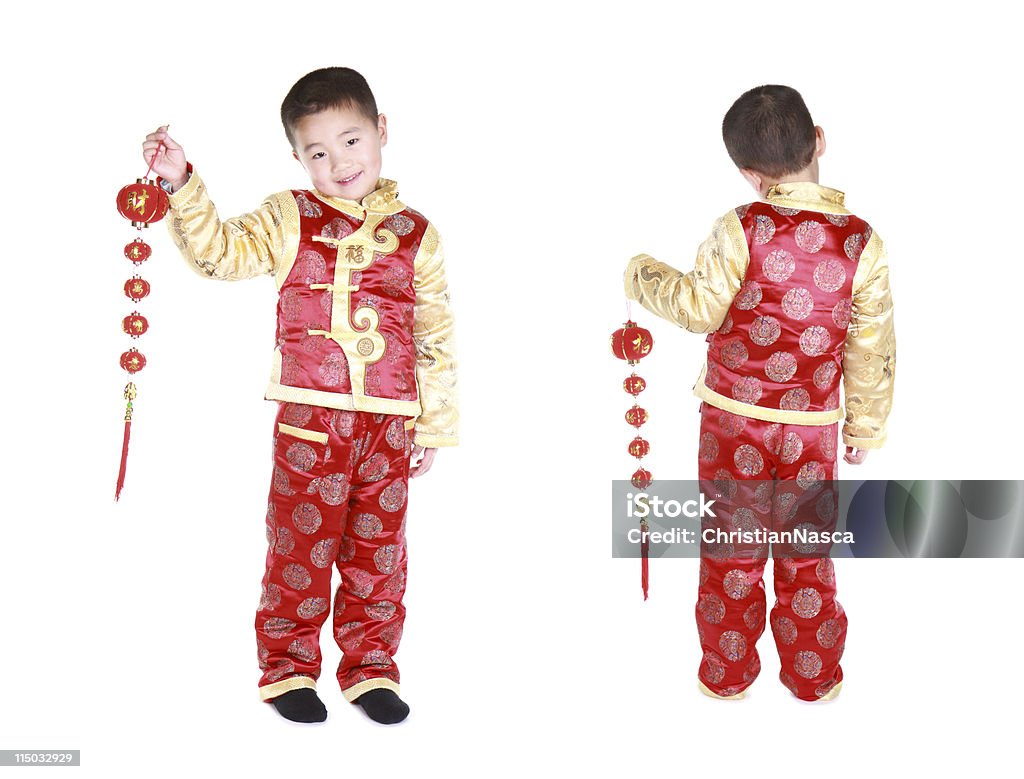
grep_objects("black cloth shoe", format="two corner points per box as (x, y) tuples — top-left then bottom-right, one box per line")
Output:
(354, 688), (410, 724)
(269, 688), (327, 723)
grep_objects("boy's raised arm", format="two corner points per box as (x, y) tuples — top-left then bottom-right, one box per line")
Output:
(410, 223), (459, 448)
(623, 209), (749, 334)
(841, 231), (896, 449)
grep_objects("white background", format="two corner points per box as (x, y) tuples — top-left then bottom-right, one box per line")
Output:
(2, 1), (1021, 776)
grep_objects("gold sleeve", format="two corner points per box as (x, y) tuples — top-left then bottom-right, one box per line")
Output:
(622, 209), (749, 333)
(842, 231), (896, 449)
(411, 222), (459, 448)
(165, 167), (299, 283)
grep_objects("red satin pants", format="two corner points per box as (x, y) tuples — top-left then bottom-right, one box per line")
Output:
(256, 403), (413, 703)
(695, 401), (846, 701)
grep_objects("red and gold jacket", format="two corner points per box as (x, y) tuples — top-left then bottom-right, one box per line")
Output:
(163, 168), (458, 448)
(623, 182), (895, 449)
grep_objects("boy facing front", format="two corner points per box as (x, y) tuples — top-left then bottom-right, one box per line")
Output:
(623, 85), (895, 701)
(142, 67), (458, 724)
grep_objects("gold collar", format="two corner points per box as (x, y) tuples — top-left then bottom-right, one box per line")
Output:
(762, 181), (849, 215)
(311, 177), (405, 218)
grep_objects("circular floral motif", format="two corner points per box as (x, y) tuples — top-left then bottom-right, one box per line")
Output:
(380, 481), (407, 513)
(295, 249), (327, 284)
(844, 233), (864, 260)
(782, 288), (814, 320)
(734, 444), (764, 476)
(777, 557), (797, 583)
(383, 266), (411, 297)
(311, 473), (348, 506)
(699, 432), (720, 463)
(799, 326), (831, 357)
(358, 453), (389, 483)
(771, 205), (800, 216)
(813, 361), (838, 390)
(832, 299), (851, 329)
(380, 623), (403, 648)
(352, 512), (384, 539)
(813, 259), (846, 292)
(732, 376), (763, 404)
(386, 419), (407, 450)
(795, 220), (826, 253)
(333, 410), (356, 437)
(773, 614), (798, 645)
(383, 568), (406, 596)
(704, 363), (719, 390)
(292, 503), (322, 535)
(282, 563), (312, 591)
(718, 313), (733, 335)
(780, 432), (804, 464)
(765, 351), (798, 383)
(374, 544), (399, 574)
(763, 249), (796, 282)
(283, 403), (313, 428)
(820, 427), (837, 459)
(817, 618), (842, 649)
(743, 654), (761, 683)
(780, 388), (811, 411)
(285, 442), (316, 472)
(337, 535), (356, 563)
(699, 559), (709, 586)
(275, 527), (295, 556)
(718, 411), (746, 438)
(344, 568), (374, 599)
(365, 601), (397, 621)
(266, 660), (295, 682)
(797, 461), (826, 491)
(794, 650), (823, 679)
(701, 651), (727, 684)
(735, 280), (763, 310)
(310, 538), (338, 569)
(263, 617), (295, 639)
(735, 204), (751, 219)
(319, 353), (350, 387)
(321, 217), (353, 241)
(287, 637), (318, 663)
(698, 592), (726, 624)
(773, 492), (799, 523)
(720, 338), (749, 370)
(816, 490), (837, 522)
(714, 470), (737, 500)
(749, 315), (782, 347)
(825, 213), (849, 227)
(362, 649), (392, 667)
(719, 630), (748, 662)
(297, 597), (329, 619)
(744, 600), (766, 630)
(752, 215), (776, 245)
(816, 558), (835, 586)
(723, 569), (753, 600)
(383, 213), (416, 236)
(260, 583), (282, 611)
(792, 587), (823, 619)
(280, 288), (303, 320)
(763, 423), (782, 455)
(337, 621), (364, 652)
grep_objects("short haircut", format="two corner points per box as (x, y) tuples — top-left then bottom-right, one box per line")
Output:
(281, 67), (379, 149)
(722, 85), (816, 178)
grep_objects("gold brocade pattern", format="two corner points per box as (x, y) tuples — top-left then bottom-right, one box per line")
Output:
(341, 676), (400, 702)
(763, 182), (849, 215)
(258, 674), (316, 701)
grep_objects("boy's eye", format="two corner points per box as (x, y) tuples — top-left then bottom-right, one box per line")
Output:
(312, 151), (325, 159)
(346, 138), (359, 146)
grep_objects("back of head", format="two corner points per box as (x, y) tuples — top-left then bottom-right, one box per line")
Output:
(722, 85), (816, 178)
(281, 67), (379, 149)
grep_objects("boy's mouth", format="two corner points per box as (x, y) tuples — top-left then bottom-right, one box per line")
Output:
(337, 172), (361, 186)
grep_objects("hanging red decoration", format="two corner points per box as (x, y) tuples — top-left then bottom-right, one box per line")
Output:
(115, 129), (169, 501)
(610, 315), (655, 599)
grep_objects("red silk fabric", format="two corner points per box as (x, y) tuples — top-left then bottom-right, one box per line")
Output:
(695, 402), (846, 701)
(703, 204), (871, 415)
(257, 402), (412, 698)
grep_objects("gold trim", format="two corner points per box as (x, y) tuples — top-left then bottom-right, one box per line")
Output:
(310, 178), (406, 218)
(167, 165), (202, 206)
(842, 433), (887, 450)
(342, 676), (400, 702)
(259, 675), (316, 701)
(277, 422), (328, 444)
(273, 192), (301, 290)
(266, 349), (422, 415)
(403, 418), (417, 431)
(816, 680), (843, 701)
(721, 208), (751, 274)
(698, 680), (746, 700)
(762, 182), (849, 215)
(412, 432), (458, 448)
(693, 364), (844, 425)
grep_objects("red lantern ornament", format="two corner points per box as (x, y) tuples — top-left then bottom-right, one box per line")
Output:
(122, 312), (149, 338)
(610, 320), (654, 364)
(623, 374), (646, 396)
(116, 179), (169, 228)
(628, 436), (650, 459)
(611, 313), (655, 599)
(124, 238), (152, 264)
(124, 277), (151, 302)
(120, 347), (147, 373)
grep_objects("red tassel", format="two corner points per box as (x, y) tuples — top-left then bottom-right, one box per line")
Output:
(115, 382), (137, 502)
(115, 419), (131, 501)
(640, 519), (649, 600)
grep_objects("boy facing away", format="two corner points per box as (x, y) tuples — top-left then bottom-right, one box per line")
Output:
(142, 67), (458, 724)
(623, 85), (895, 701)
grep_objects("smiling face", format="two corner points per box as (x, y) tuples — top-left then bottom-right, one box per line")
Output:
(290, 103), (387, 202)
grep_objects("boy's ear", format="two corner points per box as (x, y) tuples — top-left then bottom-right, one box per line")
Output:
(292, 150), (300, 162)
(739, 168), (763, 195)
(378, 113), (388, 147)
(814, 125), (826, 159)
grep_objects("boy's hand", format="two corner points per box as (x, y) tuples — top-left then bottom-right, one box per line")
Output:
(843, 446), (868, 465)
(142, 125), (187, 191)
(409, 445), (437, 478)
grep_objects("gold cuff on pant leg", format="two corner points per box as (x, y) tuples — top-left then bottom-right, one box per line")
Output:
(816, 680), (843, 702)
(259, 675), (317, 701)
(698, 680), (746, 700)
(342, 677), (400, 702)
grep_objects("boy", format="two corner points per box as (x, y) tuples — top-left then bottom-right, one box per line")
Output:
(622, 85), (895, 701)
(142, 67), (458, 724)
